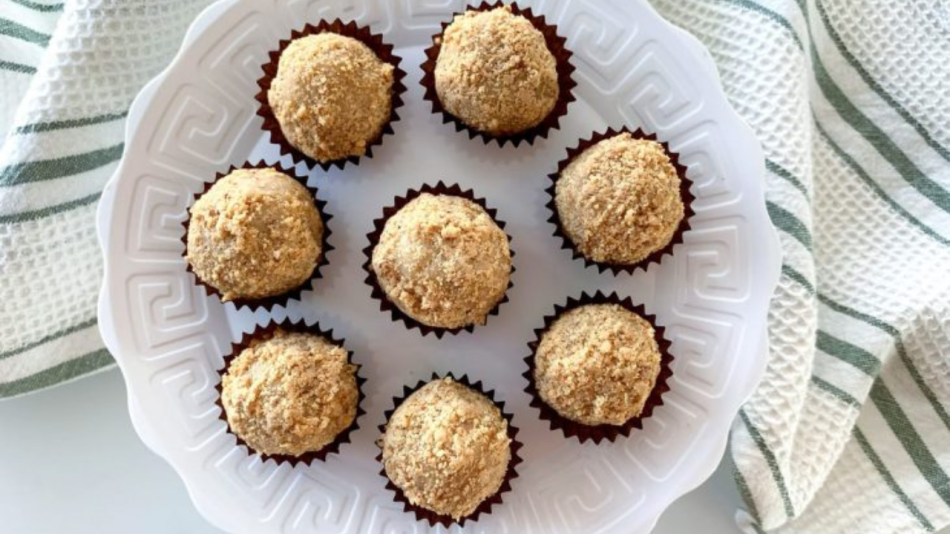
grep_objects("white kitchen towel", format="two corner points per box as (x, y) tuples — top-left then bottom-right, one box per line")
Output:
(0, 0), (211, 397)
(649, 0), (950, 532)
(2, 1), (949, 533)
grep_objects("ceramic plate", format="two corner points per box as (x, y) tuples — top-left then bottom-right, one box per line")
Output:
(97, 0), (780, 532)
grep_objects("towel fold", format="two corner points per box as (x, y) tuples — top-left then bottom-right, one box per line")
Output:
(649, 0), (950, 532)
(0, 0), (212, 397)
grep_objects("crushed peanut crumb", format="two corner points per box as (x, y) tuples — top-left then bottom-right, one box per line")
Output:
(221, 329), (358, 457)
(381, 378), (511, 519)
(435, 6), (559, 135)
(535, 304), (662, 426)
(186, 168), (323, 301)
(555, 133), (684, 265)
(371, 193), (511, 329)
(269, 33), (394, 163)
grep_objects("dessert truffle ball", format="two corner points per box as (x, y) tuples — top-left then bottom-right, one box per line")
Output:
(221, 328), (359, 457)
(370, 193), (511, 329)
(380, 378), (511, 519)
(186, 167), (323, 302)
(268, 33), (394, 162)
(434, 6), (559, 136)
(555, 133), (684, 265)
(534, 304), (662, 426)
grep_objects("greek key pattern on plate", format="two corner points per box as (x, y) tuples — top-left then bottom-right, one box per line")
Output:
(101, 0), (773, 532)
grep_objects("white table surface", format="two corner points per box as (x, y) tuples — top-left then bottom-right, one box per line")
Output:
(0, 368), (743, 534)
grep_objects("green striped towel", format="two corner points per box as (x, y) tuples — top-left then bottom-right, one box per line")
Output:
(0, 0), (211, 398)
(649, 0), (950, 532)
(2, 0), (948, 533)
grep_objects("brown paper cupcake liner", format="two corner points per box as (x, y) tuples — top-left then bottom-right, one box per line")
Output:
(523, 291), (674, 444)
(255, 19), (407, 171)
(214, 318), (367, 466)
(546, 127), (696, 275)
(362, 182), (515, 338)
(420, 1), (577, 147)
(182, 160), (333, 313)
(376, 372), (523, 527)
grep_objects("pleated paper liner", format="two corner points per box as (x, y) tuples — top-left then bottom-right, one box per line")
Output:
(546, 127), (696, 275)
(420, 1), (577, 147)
(362, 182), (515, 338)
(376, 372), (523, 527)
(523, 291), (675, 444)
(182, 160), (333, 313)
(214, 318), (367, 467)
(255, 19), (407, 171)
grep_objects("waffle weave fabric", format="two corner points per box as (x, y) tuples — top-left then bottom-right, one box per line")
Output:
(1, 1), (949, 533)
(0, 0), (212, 397)
(649, 0), (950, 532)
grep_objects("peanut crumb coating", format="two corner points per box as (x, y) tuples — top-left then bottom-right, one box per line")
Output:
(371, 193), (511, 329)
(186, 168), (323, 302)
(269, 33), (394, 163)
(535, 304), (661, 426)
(555, 133), (684, 265)
(434, 6), (558, 136)
(381, 378), (511, 519)
(221, 329), (358, 457)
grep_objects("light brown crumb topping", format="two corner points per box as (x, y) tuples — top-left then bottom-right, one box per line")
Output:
(555, 133), (684, 265)
(534, 304), (662, 426)
(381, 378), (511, 519)
(371, 193), (511, 329)
(434, 6), (559, 136)
(221, 329), (358, 457)
(269, 33), (394, 163)
(186, 168), (323, 301)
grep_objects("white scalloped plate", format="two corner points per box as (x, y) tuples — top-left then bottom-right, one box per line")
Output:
(96, 0), (780, 532)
